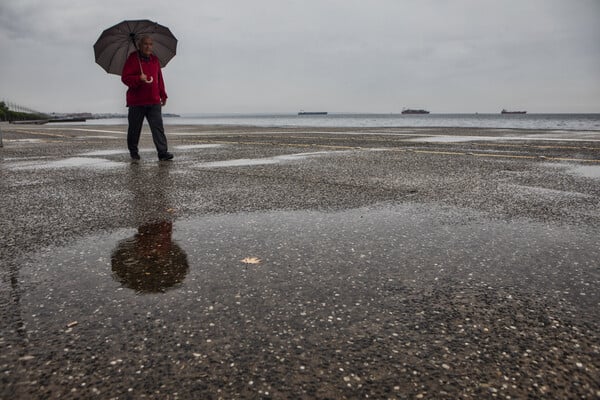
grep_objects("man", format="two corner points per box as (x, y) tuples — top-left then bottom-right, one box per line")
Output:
(121, 35), (173, 161)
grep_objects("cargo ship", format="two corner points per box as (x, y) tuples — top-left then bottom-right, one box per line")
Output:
(401, 108), (430, 114)
(501, 109), (526, 114)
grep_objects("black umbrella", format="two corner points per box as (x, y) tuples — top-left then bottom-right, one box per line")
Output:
(93, 19), (177, 75)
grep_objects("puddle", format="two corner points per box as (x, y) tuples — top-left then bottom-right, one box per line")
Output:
(409, 135), (600, 143)
(168, 130), (432, 137)
(548, 130), (599, 135)
(266, 130), (434, 137)
(79, 149), (131, 156)
(568, 165), (600, 179)
(56, 128), (124, 134)
(9, 157), (126, 170)
(501, 183), (592, 199)
(4, 139), (46, 143)
(5, 178), (45, 187)
(195, 158), (279, 168)
(77, 145), (224, 157)
(173, 144), (224, 150)
(3, 156), (55, 161)
(544, 162), (600, 179)
(408, 135), (509, 143)
(79, 149), (154, 156)
(522, 132), (600, 142)
(193, 150), (350, 168)
(12, 203), (598, 308)
(76, 136), (121, 140)
(169, 132), (224, 136)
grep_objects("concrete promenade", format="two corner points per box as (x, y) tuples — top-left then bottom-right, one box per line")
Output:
(1, 122), (599, 398)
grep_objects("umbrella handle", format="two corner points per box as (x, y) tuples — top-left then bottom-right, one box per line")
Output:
(131, 33), (144, 74)
(137, 53), (153, 83)
(132, 33), (153, 83)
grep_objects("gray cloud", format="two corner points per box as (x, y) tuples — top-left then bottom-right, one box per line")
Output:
(1, 0), (599, 114)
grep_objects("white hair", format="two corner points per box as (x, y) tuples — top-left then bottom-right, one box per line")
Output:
(137, 35), (152, 49)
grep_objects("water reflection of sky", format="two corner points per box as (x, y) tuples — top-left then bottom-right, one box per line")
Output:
(16, 203), (599, 313)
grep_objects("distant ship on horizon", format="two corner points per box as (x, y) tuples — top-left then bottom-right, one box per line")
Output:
(298, 111), (328, 115)
(401, 108), (430, 114)
(501, 109), (527, 114)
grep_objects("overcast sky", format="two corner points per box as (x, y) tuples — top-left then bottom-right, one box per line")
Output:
(1, 0), (599, 114)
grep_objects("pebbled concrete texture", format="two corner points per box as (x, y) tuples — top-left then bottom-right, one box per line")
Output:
(1, 123), (599, 399)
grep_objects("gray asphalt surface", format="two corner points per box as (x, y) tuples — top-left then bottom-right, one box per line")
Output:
(1, 122), (599, 399)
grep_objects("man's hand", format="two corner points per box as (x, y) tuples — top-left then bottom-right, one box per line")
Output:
(140, 74), (153, 83)
(161, 98), (167, 106)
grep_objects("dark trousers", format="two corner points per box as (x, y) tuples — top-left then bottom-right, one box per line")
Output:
(127, 104), (169, 156)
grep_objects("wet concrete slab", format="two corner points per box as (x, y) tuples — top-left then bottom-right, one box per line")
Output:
(1, 124), (599, 398)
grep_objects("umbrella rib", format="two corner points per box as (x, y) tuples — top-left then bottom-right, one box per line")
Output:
(150, 35), (176, 51)
(107, 38), (133, 74)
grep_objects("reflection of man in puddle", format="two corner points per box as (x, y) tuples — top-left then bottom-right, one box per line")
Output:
(111, 221), (188, 293)
(111, 164), (188, 293)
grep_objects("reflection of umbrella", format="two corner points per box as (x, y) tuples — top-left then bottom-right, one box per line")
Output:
(111, 221), (188, 293)
(93, 19), (177, 75)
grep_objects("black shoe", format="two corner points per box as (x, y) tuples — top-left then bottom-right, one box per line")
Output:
(130, 153), (140, 161)
(158, 152), (174, 161)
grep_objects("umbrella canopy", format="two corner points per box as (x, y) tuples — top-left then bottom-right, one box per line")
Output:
(94, 19), (177, 75)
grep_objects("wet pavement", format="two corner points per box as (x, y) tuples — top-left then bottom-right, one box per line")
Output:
(1, 123), (599, 399)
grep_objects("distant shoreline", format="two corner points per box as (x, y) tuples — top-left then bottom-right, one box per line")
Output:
(49, 113), (600, 131)
(91, 113), (181, 119)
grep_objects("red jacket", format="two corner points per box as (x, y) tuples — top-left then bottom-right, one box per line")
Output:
(121, 52), (167, 107)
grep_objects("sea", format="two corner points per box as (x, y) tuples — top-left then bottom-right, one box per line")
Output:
(82, 113), (600, 131)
